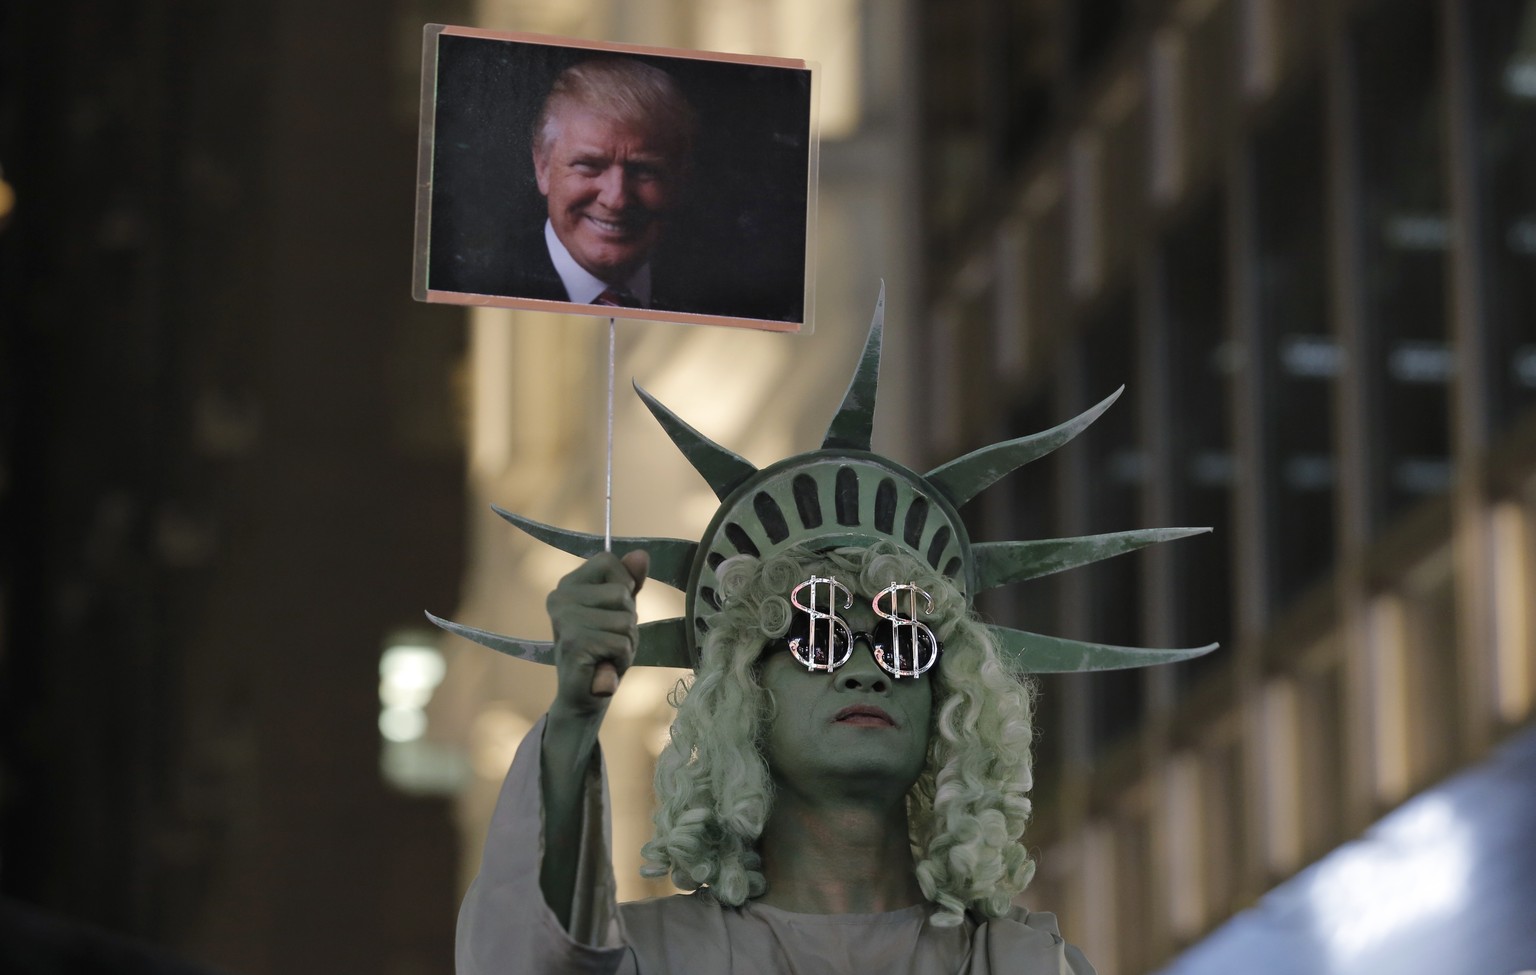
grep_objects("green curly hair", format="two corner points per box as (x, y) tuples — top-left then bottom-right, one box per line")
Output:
(640, 543), (1036, 927)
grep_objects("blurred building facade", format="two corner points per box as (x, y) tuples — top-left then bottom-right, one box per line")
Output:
(914, 0), (1536, 972)
(2, 0), (470, 972)
(434, 0), (1536, 973)
(6, 0), (1536, 973)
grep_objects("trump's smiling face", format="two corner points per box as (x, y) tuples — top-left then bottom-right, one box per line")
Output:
(534, 108), (683, 284)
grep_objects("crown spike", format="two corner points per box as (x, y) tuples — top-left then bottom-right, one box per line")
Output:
(820, 282), (885, 451)
(633, 381), (758, 500)
(428, 612), (693, 668)
(986, 624), (1217, 673)
(926, 387), (1124, 509)
(426, 611), (555, 664)
(493, 506), (696, 591)
(974, 527), (1210, 592)
(633, 618), (694, 668)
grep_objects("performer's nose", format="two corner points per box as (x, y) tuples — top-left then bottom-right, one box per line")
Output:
(836, 642), (889, 695)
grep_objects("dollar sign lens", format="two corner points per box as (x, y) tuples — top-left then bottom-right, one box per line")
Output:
(781, 576), (944, 679)
(872, 583), (939, 678)
(787, 576), (854, 671)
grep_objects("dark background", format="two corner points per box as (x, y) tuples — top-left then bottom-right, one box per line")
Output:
(0, 0), (466, 971)
(425, 32), (812, 325)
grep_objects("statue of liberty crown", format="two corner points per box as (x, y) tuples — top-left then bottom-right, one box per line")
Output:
(430, 288), (1216, 674)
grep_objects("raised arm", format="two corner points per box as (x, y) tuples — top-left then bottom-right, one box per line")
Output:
(539, 549), (649, 931)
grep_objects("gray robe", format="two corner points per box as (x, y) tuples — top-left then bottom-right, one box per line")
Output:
(456, 716), (1097, 975)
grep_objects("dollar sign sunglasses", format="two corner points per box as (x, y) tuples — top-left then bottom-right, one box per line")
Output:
(778, 575), (944, 679)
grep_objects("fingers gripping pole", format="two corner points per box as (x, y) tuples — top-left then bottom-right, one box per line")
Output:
(592, 318), (620, 697)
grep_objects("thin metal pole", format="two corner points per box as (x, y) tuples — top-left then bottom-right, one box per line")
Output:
(586, 316), (621, 707)
(605, 317), (615, 552)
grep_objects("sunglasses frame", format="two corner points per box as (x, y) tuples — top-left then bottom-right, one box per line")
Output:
(781, 575), (943, 679)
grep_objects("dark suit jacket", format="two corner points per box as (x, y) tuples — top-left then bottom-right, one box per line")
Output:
(484, 228), (570, 303)
(455, 227), (710, 313)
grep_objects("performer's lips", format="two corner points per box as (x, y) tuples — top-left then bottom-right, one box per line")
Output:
(833, 704), (895, 727)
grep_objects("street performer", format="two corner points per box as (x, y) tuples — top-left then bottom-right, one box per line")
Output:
(434, 292), (1214, 973)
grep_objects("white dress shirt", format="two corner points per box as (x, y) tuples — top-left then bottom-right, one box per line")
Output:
(544, 220), (653, 307)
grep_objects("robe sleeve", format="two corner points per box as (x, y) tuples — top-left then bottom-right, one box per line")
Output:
(970, 910), (1098, 974)
(455, 714), (633, 975)
(1020, 912), (1097, 975)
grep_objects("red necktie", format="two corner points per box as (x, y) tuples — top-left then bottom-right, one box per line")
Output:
(593, 288), (640, 308)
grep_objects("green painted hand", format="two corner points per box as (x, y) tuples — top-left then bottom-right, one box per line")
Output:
(541, 549), (648, 931)
(547, 549), (649, 713)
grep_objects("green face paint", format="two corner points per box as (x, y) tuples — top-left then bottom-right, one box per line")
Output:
(759, 590), (934, 798)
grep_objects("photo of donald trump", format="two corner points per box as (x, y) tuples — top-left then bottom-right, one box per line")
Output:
(522, 59), (696, 310)
(418, 30), (812, 331)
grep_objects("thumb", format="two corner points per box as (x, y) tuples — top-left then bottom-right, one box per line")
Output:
(619, 549), (650, 597)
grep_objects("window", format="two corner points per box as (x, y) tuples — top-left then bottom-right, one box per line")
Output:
(1080, 292), (1148, 749)
(997, 385), (1068, 791)
(1164, 193), (1235, 682)
(1099, 86), (1148, 282)
(1182, 0), (1238, 187)
(922, 0), (989, 256)
(1024, 187), (1069, 347)
(1252, 81), (1337, 608)
(1354, 0), (1453, 526)
(993, 0), (1056, 169)
(1468, 1), (1536, 434)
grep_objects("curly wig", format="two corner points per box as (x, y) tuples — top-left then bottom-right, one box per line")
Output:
(640, 543), (1037, 926)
